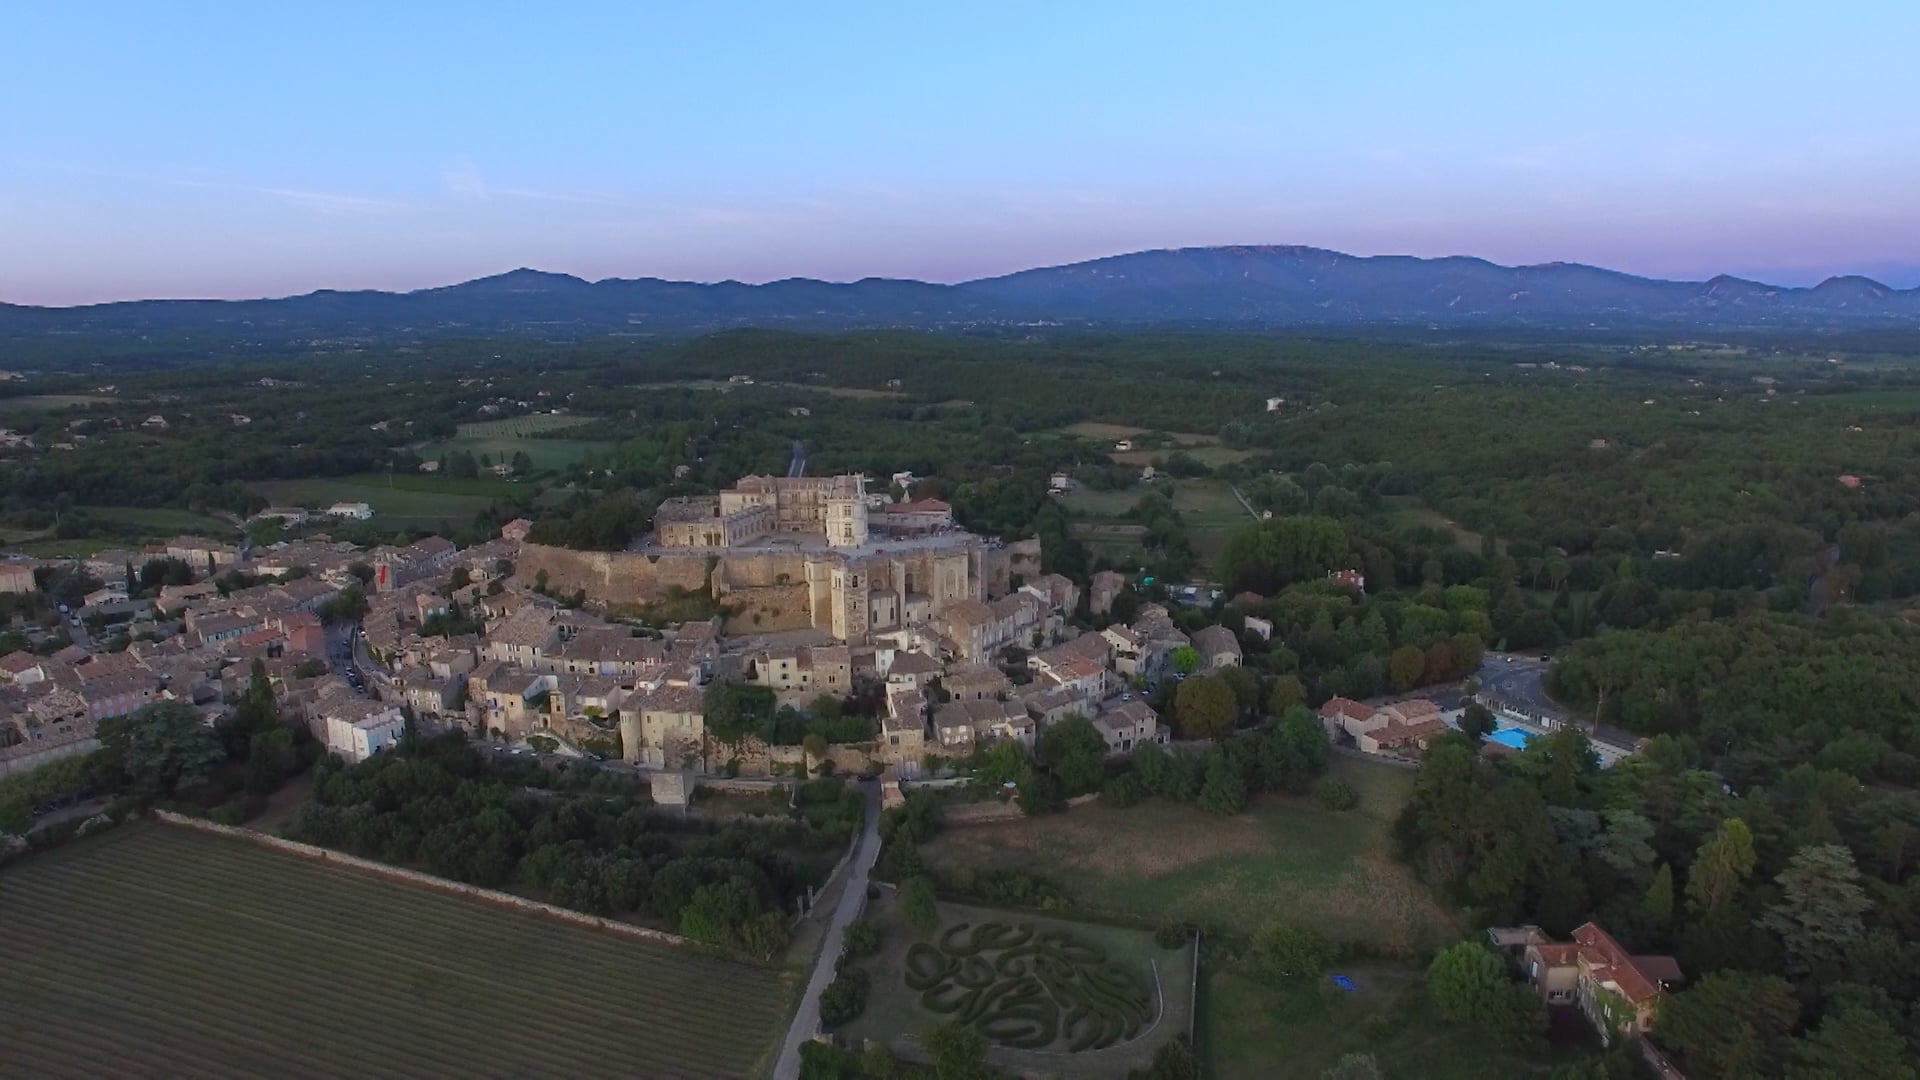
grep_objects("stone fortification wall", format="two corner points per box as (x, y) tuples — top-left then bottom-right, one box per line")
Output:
(516, 544), (711, 606)
(723, 583), (815, 634)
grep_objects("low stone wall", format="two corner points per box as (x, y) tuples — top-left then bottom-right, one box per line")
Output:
(0, 735), (99, 778)
(943, 800), (1025, 825)
(150, 810), (694, 949)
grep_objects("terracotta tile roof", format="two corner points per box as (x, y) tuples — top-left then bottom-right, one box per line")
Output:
(1572, 923), (1679, 1005)
(1319, 696), (1373, 722)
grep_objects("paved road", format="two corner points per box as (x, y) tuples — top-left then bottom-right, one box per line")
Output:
(773, 782), (881, 1080)
(63, 616), (94, 653)
(787, 441), (807, 478)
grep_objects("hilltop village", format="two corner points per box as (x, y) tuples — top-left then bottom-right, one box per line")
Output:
(5, 472), (1253, 788)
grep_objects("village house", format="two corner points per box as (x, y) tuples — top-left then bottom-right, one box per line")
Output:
(933, 698), (1033, 753)
(1498, 923), (1683, 1045)
(940, 663), (1011, 702)
(1018, 684), (1088, 728)
(1022, 572), (1081, 614)
(624, 682), (707, 768)
(1317, 696), (1375, 741)
(313, 687), (406, 764)
(165, 536), (240, 571)
(327, 502), (375, 521)
(879, 685), (928, 771)
(873, 498), (954, 535)
(885, 649), (942, 691)
(0, 652), (48, 686)
(1093, 699), (1165, 755)
(482, 604), (562, 666)
(1089, 570), (1126, 616)
(1191, 625), (1243, 670)
(1101, 625), (1148, 677)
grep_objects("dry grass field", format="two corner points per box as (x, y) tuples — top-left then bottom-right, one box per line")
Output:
(920, 756), (1457, 952)
(1, 824), (793, 1080)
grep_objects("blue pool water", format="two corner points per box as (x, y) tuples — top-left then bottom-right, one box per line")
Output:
(1487, 727), (1536, 750)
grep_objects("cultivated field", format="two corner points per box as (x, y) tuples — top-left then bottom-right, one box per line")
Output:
(1059, 478), (1254, 569)
(415, 415), (613, 474)
(0, 824), (792, 1079)
(455, 414), (598, 439)
(248, 475), (510, 528)
(844, 895), (1194, 1078)
(920, 757), (1456, 950)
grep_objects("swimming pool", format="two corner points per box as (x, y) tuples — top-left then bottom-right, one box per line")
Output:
(1487, 727), (1536, 750)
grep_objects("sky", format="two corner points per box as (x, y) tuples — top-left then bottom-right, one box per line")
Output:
(4, 2), (1919, 305)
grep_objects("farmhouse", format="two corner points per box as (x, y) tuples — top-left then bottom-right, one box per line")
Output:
(328, 502), (375, 520)
(1497, 923), (1683, 1045)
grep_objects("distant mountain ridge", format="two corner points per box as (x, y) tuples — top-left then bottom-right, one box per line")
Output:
(6, 245), (1919, 342)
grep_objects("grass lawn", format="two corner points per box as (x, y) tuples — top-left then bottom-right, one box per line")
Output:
(0, 823), (792, 1080)
(419, 435), (613, 472)
(1201, 958), (1593, 1079)
(843, 893), (1195, 1078)
(1383, 496), (1495, 554)
(248, 475), (513, 528)
(920, 757), (1457, 952)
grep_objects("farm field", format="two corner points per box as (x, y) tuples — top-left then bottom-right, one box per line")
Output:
(633, 379), (906, 399)
(248, 475), (512, 528)
(1111, 445), (1254, 468)
(417, 414), (614, 474)
(920, 756), (1456, 950)
(1059, 477), (1254, 570)
(0, 393), (116, 415)
(842, 894), (1195, 1078)
(83, 505), (235, 537)
(0, 824), (793, 1080)
(1059, 421), (1222, 445)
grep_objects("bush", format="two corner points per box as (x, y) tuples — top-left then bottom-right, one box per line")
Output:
(902, 876), (939, 934)
(1154, 921), (1194, 949)
(1253, 921), (1339, 980)
(819, 967), (870, 1030)
(844, 918), (881, 958)
(1314, 777), (1359, 811)
(1103, 772), (1146, 808)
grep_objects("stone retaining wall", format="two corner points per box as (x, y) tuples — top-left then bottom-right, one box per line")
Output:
(150, 810), (694, 949)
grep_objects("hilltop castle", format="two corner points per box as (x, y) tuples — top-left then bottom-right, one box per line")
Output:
(655, 474), (870, 549)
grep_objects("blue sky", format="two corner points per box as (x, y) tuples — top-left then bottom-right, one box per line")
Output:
(4, 2), (1918, 304)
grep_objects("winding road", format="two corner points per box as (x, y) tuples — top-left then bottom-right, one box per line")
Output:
(773, 781), (880, 1080)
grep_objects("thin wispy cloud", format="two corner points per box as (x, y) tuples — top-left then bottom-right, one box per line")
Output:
(173, 178), (402, 215)
(444, 164), (619, 206)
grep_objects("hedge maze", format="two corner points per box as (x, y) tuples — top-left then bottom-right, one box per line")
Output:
(903, 921), (1155, 1052)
